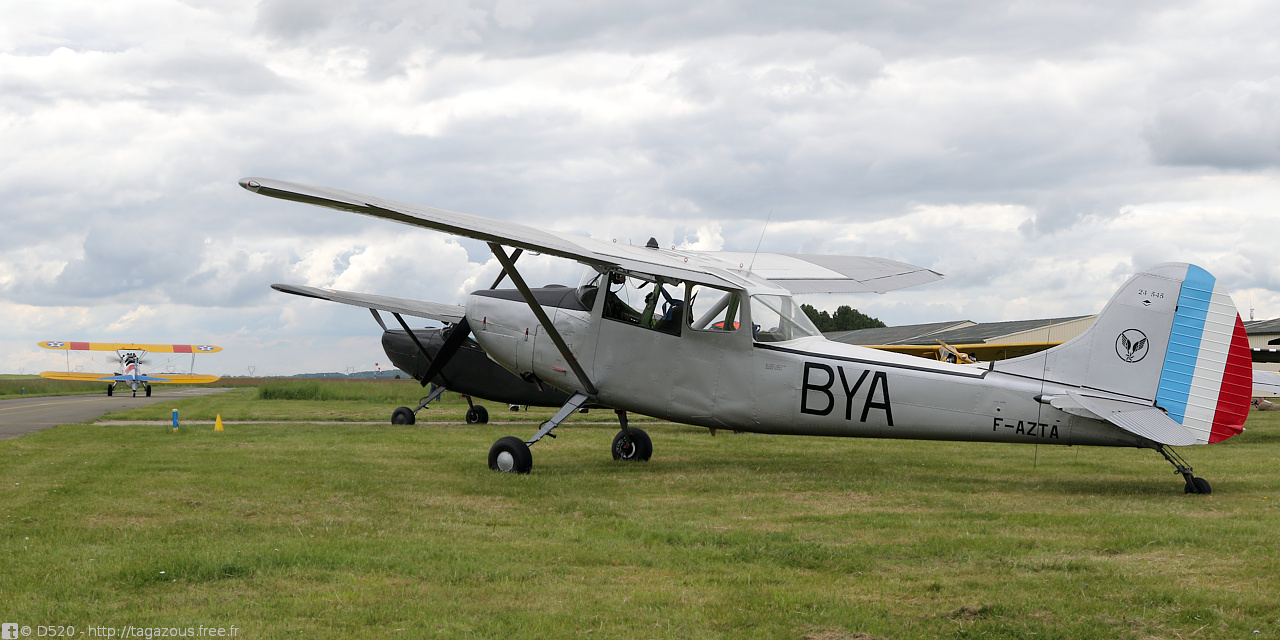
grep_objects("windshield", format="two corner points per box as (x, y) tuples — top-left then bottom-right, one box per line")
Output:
(750, 294), (822, 342)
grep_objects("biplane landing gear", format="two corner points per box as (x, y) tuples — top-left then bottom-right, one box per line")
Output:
(611, 410), (651, 462)
(106, 383), (115, 397)
(145, 384), (151, 397)
(391, 407), (415, 425)
(1158, 445), (1212, 495)
(489, 391), (589, 473)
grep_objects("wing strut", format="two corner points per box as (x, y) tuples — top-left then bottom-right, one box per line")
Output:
(370, 308), (388, 331)
(488, 242), (598, 396)
(390, 312), (450, 387)
(490, 248), (523, 289)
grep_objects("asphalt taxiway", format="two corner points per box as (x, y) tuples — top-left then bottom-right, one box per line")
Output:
(0, 388), (230, 440)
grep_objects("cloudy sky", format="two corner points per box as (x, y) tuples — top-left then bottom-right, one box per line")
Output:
(3, 0), (1279, 376)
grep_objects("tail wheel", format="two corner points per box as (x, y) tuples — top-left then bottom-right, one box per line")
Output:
(1185, 477), (1212, 495)
(612, 427), (652, 462)
(391, 406), (416, 425)
(488, 436), (532, 473)
(466, 405), (489, 424)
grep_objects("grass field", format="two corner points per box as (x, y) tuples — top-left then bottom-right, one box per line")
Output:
(0, 375), (107, 399)
(1, 384), (1278, 639)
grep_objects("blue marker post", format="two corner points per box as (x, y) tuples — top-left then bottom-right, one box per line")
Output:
(172, 409), (179, 433)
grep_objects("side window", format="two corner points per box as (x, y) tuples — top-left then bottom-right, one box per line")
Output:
(687, 284), (742, 332)
(601, 272), (684, 337)
(750, 294), (822, 342)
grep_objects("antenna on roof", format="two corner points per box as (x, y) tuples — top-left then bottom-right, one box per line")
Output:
(748, 210), (772, 274)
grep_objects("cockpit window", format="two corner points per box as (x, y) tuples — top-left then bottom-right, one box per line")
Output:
(593, 270), (684, 336)
(750, 294), (822, 342)
(687, 285), (742, 332)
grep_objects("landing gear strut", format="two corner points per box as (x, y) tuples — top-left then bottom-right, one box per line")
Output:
(1158, 445), (1212, 495)
(390, 384), (448, 425)
(463, 395), (489, 424)
(488, 391), (589, 474)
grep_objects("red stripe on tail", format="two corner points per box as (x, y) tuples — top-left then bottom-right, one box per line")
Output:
(1209, 314), (1251, 443)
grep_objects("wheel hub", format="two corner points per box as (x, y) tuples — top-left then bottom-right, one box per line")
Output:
(496, 451), (515, 472)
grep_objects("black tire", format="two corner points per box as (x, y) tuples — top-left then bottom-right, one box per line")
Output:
(612, 427), (653, 462)
(1185, 477), (1212, 495)
(145, 384), (152, 397)
(466, 405), (490, 424)
(509, 404), (520, 412)
(391, 407), (416, 425)
(107, 384), (113, 397)
(488, 436), (533, 473)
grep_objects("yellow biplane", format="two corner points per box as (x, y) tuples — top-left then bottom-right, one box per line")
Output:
(38, 341), (222, 396)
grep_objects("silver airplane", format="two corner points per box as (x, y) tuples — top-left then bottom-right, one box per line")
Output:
(242, 177), (1252, 494)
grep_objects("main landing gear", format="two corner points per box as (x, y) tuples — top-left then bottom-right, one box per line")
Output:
(1158, 445), (1212, 495)
(390, 384), (449, 425)
(107, 383), (115, 397)
(488, 393), (652, 474)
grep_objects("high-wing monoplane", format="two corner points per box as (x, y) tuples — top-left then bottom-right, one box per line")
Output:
(39, 341), (222, 396)
(242, 177), (1251, 494)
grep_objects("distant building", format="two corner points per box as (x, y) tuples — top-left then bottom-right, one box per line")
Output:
(831, 315), (1280, 372)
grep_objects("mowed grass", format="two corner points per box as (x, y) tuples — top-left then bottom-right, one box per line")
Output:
(1, 396), (1278, 638)
(0, 375), (107, 399)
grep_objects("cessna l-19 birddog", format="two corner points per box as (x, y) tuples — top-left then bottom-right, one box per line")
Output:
(242, 177), (1251, 494)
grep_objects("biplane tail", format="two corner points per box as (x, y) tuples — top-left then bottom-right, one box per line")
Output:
(995, 263), (1252, 446)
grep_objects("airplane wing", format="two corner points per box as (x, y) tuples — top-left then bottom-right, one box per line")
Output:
(39, 371), (221, 384)
(39, 371), (116, 382)
(148, 374), (221, 384)
(241, 177), (941, 294)
(688, 252), (942, 294)
(272, 284), (466, 324)
(38, 341), (222, 353)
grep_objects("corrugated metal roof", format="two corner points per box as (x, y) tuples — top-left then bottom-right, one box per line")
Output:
(830, 316), (1093, 346)
(922, 316), (1094, 345)
(1245, 318), (1280, 335)
(824, 320), (972, 345)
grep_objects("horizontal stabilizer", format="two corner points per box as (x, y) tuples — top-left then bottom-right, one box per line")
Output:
(272, 284), (466, 324)
(38, 341), (221, 353)
(1049, 392), (1197, 446)
(1254, 370), (1280, 398)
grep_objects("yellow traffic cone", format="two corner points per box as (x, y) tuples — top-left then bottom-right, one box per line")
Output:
(215, 414), (224, 432)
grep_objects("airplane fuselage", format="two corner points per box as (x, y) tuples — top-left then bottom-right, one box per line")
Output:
(466, 283), (1148, 450)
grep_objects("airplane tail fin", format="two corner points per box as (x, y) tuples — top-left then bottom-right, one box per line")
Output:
(995, 263), (1251, 445)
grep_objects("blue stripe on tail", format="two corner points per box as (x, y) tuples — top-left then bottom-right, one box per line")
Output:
(1155, 265), (1215, 423)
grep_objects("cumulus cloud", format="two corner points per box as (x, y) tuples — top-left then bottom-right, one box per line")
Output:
(3, 0), (1280, 374)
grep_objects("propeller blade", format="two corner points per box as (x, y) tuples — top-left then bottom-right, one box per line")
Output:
(416, 317), (471, 387)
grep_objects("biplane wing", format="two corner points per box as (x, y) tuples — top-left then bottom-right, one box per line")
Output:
(271, 284), (466, 323)
(240, 178), (940, 294)
(38, 341), (222, 353)
(38, 371), (220, 384)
